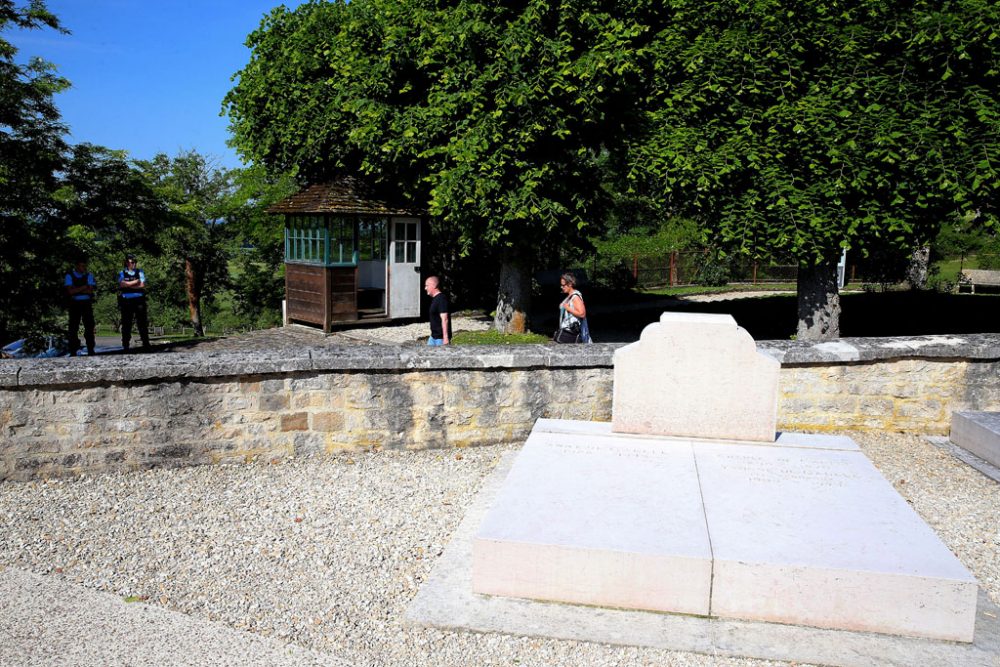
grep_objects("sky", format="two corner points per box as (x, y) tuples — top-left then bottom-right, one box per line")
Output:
(11, 0), (304, 170)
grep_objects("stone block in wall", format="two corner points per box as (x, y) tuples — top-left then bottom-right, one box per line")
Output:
(404, 379), (445, 406)
(444, 409), (477, 428)
(344, 385), (388, 410)
(289, 376), (328, 391)
(857, 398), (895, 417)
(0, 366), (17, 388)
(260, 393), (290, 412)
(813, 397), (860, 415)
(260, 378), (287, 393)
(291, 392), (327, 410)
(281, 413), (308, 431)
(311, 411), (344, 432)
(293, 432), (326, 456)
(895, 399), (945, 422)
(224, 396), (254, 411)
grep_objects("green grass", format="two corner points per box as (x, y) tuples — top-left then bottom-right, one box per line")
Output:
(452, 330), (550, 345)
(639, 282), (799, 297)
(932, 256), (980, 284)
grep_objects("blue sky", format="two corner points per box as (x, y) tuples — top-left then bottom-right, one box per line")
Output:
(11, 1), (304, 170)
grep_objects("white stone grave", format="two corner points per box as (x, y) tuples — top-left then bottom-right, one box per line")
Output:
(697, 440), (977, 640)
(473, 430), (712, 616)
(471, 313), (979, 642)
(951, 411), (1000, 468)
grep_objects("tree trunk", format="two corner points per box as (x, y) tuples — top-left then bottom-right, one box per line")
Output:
(906, 245), (931, 290)
(796, 258), (840, 340)
(185, 257), (204, 337)
(493, 255), (531, 334)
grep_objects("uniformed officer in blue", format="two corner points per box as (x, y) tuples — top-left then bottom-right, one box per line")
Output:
(64, 257), (97, 356)
(117, 253), (151, 352)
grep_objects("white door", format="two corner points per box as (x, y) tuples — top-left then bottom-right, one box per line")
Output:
(389, 217), (421, 318)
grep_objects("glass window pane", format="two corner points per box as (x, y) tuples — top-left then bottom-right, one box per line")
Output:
(406, 241), (416, 263)
(394, 241), (405, 263)
(327, 216), (357, 265)
(407, 223), (417, 241)
(358, 218), (384, 261)
(395, 222), (405, 242)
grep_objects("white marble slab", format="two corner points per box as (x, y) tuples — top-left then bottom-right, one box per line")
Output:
(473, 420), (979, 642)
(472, 430), (713, 615)
(612, 312), (779, 442)
(951, 411), (1000, 468)
(697, 441), (978, 642)
(408, 451), (1000, 667)
(533, 419), (859, 452)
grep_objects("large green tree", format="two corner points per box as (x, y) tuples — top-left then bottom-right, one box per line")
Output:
(226, 165), (298, 327)
(227, 0), (999, 339)
(628, 0), (1000, 338)
(225, 0), (647, 332)
(139, 151), (236, 336)
(0, 0), (68, 342)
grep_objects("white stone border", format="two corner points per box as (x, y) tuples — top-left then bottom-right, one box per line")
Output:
(405, 452), (1000, 667)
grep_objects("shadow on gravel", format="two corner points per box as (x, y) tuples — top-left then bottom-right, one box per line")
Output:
(532, 291), (1000, 343)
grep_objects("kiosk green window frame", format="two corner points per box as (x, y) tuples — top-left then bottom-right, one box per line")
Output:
(284, 215), (359, 266)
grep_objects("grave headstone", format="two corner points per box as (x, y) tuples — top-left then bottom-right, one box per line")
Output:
(612, 312), (779, 442)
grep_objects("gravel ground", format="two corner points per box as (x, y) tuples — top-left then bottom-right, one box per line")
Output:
(0, 431), (997, 667)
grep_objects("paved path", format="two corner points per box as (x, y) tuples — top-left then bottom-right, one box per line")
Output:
(0, 567), (352, 667)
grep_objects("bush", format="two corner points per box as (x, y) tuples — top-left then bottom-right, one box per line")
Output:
(978, 236), (1000, 269)
(695, 255), (730, 287)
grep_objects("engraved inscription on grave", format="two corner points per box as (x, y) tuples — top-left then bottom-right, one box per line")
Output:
(550, 440), (679, 468)
(713, 453), (863, 489)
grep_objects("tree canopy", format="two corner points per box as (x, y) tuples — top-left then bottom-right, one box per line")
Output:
(0, 0), (68, 341)
(0, 2), (296, 346)
(628, 0), (1000, 336)
(226, 0), (1000, 338)
(225, 0), (650, 330)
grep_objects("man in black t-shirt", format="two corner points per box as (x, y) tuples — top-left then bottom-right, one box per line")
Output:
(423, 276), (451, 346)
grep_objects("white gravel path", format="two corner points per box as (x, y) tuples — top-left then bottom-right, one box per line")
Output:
(0, 431), (996, 667)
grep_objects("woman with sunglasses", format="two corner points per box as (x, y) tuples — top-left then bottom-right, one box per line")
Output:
(554, 271), (591, 343)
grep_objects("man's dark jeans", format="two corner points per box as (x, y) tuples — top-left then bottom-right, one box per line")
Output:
(119, 297), (150, 350)
(68, 300), (96, 356)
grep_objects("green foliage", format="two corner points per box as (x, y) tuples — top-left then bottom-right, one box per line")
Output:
(0, 0), (69, 341)
(628, 0), (1000, 271)
(694, 254), (730, 287)
(588, 217), (701, 288)
(224, 0), (649, 264)
(978, 236), (1000, 270)
(137, 151), (237, 335)
(593, 217), (700, 263)
(0, 2), (285, 343)
(225, 166), (298, 326)
(932, 216), (987, 260)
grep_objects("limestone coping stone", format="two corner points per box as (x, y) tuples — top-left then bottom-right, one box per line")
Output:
(2, 333), (998, 388)
(760, 332), (1000, 364)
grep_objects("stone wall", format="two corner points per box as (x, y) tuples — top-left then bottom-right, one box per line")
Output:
(1, 334), (998, 482)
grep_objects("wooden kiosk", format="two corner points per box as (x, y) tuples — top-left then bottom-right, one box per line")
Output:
(269, 177), (424, 332)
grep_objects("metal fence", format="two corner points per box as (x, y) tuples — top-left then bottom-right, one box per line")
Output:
(614, 251), (799, 289)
